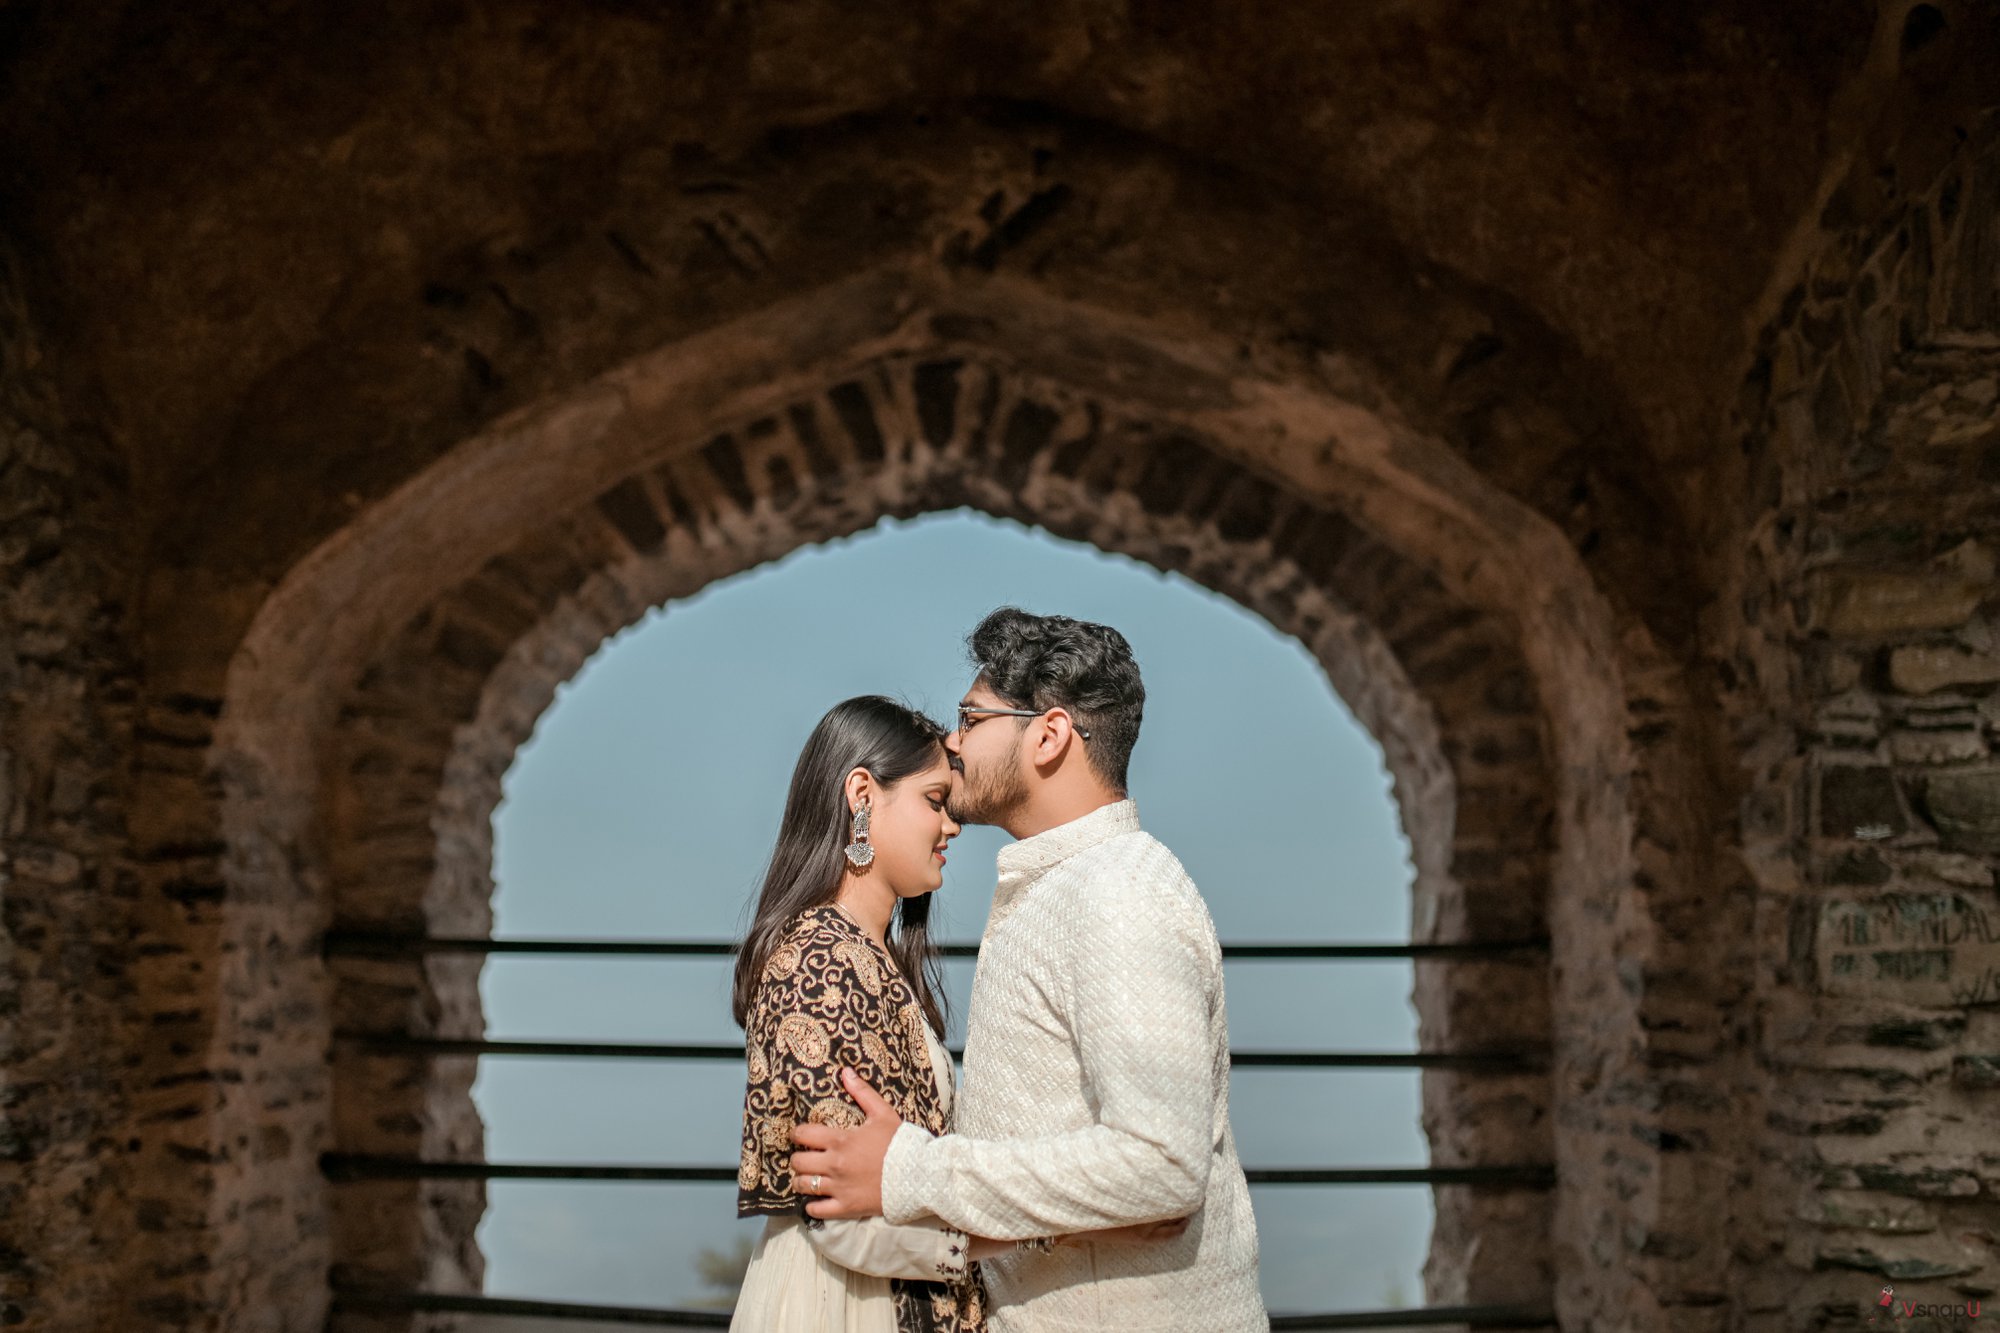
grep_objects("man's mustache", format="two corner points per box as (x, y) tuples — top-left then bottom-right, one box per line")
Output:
(944, 754), (970, 823)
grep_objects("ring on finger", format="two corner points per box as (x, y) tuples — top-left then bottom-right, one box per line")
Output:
(810, 1174), (823, 1192)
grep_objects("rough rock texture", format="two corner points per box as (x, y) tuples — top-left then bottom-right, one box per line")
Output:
(0, 247), (141, 1328)
(1722, 102), (2000, 1327)
(1, 2), (1998, 1330)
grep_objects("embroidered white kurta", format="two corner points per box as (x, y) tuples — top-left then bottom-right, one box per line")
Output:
(880, 800), (1265, 1333)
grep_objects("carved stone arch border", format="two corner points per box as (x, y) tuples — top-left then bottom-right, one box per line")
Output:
(212, 272), (1649, 1327)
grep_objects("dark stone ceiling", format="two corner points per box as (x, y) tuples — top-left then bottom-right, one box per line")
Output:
(1, 1), (1990, 570)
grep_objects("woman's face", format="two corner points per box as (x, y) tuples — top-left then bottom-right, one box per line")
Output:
(860, 756), (961, 898)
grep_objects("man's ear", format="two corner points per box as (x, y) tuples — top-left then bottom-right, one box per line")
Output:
(1033, 712), (1077, 765)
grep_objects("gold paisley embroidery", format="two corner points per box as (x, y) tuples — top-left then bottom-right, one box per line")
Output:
(738, 1140), (760, 1190)
(821, 981), (845, 1010)
(837, 940), (884, 994)
(766, 941), (803, 979)
(861, 1030), (895, 1072)
(747, 1043), (768, 1083)
(807, 1096), (863, 1128)
(758, 1115), (795, 1153)
(777, 1013), (830, 1066)
(902, 1005), (931, 1067)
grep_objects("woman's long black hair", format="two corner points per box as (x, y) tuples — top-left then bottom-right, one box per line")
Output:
(732, 695), (952, 1036)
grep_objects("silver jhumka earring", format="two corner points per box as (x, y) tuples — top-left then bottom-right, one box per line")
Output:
(845, 798), (874, 868)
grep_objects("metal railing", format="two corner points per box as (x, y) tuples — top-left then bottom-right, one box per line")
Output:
(325, 932), (1550, 962)
(330, 1287), (1556, 1329)
(323, 932), (1555, 1329)
(323, 1154), (1555, 1190)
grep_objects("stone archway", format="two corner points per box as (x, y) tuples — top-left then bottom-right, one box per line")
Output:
(199, 268), (1654, 1327)
(10, 8), (2000, 1330)
(317, 350), (1563, 1317)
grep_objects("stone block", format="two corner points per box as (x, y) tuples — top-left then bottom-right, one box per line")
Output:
(6, 843), (81, 884)
(1860, 1016), (1966, 1050)
(1891, 643), (2000, 694)
(1817, 1244), (1981, 1280)
(1795, 1191), (1939, 1233)
(1909, 851), (1994, 888)
(1922, 769), (2000, 852)
(1852, 1164), (1984, 1197)
(1889, 723), (1987, 765)
(1815, 889), (2000, 1007)
(1820, 685), (1885, 719)
(1826, 849), (1893, 886)
(1817, 766), (1909, 840)
(1952, 1054), (2000, 1088)
(1812, 572), (1990, 636)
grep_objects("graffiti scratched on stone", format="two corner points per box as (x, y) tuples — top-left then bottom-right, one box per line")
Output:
(1817, 892), (2000, 1008)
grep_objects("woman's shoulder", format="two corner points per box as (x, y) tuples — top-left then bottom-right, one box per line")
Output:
(764, 903), (851, 962)
(754, 905), (890, 993)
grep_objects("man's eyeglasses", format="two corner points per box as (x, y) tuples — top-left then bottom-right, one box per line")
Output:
(956, 705), (1091, 741)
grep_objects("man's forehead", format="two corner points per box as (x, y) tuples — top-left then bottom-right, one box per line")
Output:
(959, 681), (1004, 705)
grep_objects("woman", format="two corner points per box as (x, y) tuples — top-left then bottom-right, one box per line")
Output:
(731, 696), (1176, 1333)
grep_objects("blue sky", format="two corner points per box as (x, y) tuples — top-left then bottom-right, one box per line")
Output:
(471, 509), (1429, 1316)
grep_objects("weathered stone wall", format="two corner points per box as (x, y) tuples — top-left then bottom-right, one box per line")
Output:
(1727, 111), (2000, 1326)
(2, 7), (1995, 1331)
(0, 249), (136, 1327)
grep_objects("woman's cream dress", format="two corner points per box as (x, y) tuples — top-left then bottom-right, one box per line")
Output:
(729, 1023), (966, 1333)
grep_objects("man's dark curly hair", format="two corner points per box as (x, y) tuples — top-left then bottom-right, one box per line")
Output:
(966, 607), (1145, 793)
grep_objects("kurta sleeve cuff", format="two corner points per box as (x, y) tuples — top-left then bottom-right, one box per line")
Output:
(803, 1215), (970, 1281)
(880, 1120), (939, 1226)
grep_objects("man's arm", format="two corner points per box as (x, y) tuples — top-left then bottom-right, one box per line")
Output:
(882, 871), (1218, 1238)
(803, 1214), (974, 1282)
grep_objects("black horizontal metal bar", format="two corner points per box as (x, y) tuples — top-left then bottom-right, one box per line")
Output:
(323, 1155), (737, 1183)
(1250, 1165), (1553, 1187)
(331, 1033), (1546, 1072)
(1223, 941), (1547, 960)
(320, 1154), (1554, 1189)
(323, 931), (1548, 962)
(1270, 1303), (1556, 1329)
(330, 1287), (1551, 1330)
(332, 1287), (730, 1327)
(1230, 1050), (1545, 1072)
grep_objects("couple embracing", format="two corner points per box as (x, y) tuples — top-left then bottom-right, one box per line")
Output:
(731, 608), (1266, 1333)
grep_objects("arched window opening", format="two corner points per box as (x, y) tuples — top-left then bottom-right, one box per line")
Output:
(470, 511), (1430, 1318)
(321, 495), (1557, 1332)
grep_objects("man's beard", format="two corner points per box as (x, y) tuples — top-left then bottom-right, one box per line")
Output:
(950, 754), (1028, 826)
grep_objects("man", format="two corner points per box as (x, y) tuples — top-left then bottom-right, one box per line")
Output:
(791, 608), (1266, 1331)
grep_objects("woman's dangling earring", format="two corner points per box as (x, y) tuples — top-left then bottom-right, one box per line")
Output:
(845, 798), (874, 869)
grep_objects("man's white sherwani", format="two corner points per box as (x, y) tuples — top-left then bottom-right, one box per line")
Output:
(881, 800), (1266, 1332)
